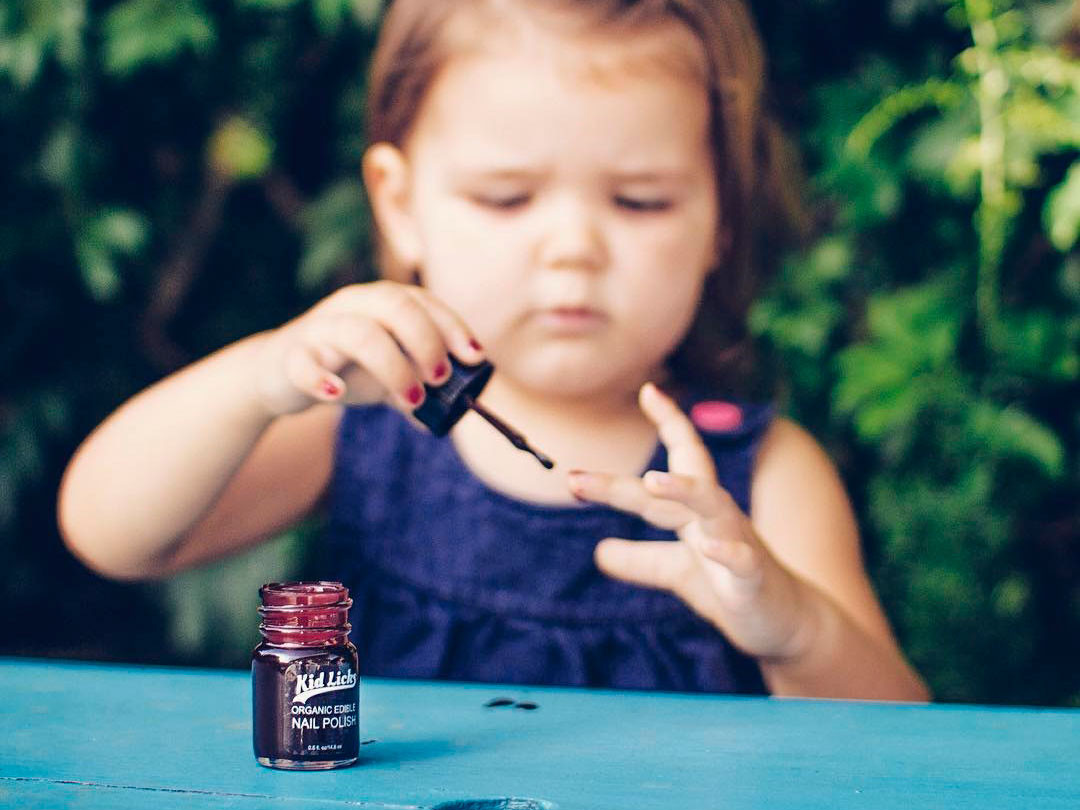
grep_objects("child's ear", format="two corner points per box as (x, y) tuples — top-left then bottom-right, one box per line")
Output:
(362, 143), (423, 279)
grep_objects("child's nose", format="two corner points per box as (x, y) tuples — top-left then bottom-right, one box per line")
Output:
(538, 197), (608, 272)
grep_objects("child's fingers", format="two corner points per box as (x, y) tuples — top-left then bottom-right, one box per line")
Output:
(593, 537), (694, 593)
(328, 282), (483, 383)
(283, 344), (347, 402)
(310, 312), (427, 409)
(567, 471), (696, 530)
(404, 285), (486, 363)
(695, 532), (761, 580)
(645, 471), (761, 572)
(640, 470), (728, 520)
(322, 283), (449, 386)
(638, 383), (717, 481)
(365, 285), (455, 385)
(642, 470), (761, 579)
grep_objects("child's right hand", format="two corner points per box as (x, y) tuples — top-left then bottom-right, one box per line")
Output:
(252, 281), (485, 417)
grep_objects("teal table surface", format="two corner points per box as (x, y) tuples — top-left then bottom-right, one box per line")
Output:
(2, 658), (1077, 809)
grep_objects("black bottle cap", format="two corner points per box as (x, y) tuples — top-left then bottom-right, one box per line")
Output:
(412, 357), (494, 437)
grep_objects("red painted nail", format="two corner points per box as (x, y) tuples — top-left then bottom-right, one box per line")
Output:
(433, 361), (449, 380)
(321, 380), (341, 398)
(469, 339), (483, 352)
(406, 384), (424, 405)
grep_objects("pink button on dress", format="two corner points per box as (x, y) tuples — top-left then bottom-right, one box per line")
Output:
(690, 400), (744, 433)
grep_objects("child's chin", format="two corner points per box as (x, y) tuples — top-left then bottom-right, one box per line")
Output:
(513, 359), (638, 400)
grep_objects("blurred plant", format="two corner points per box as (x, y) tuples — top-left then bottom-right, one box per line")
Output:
(1, 0), (1076, 701)
(0, 0), (378, 666)
(752, 0), (1079, 704)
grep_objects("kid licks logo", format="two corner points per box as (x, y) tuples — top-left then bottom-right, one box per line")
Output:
(293, 669), (357, 704)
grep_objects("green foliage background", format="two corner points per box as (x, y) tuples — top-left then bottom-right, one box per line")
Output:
(2, 0), (1077, 705)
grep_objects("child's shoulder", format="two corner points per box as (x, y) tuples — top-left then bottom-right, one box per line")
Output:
(752, 416), (839, 488)
(750, 414), (866, 582)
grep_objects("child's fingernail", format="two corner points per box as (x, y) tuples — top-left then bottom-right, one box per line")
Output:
(567, 469), (592, 488)
(321, 379), (342, 398)
(433, 361), (449, 380)
(406, 384), (424, 405)
(469, 338), (483, 353)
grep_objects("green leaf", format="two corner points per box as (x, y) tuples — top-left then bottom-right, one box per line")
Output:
(998, 308), (1080, 381)
(208, 117), (273, 180)
(833, 344), (919, 415)
(73, 208), (149, 300)
(38, 123), (78, 185)
(1044, 160), (1080, 252)
(992, 575), (1031, 620)
(298, 180), (369, 289)
(75, 241), (121, 301)
(0, 34), (44, 87)
(865, 280), (963, 365)
(101, 0), (215, 76)
(969, 401), (1066, 478)
(847, 78), (967, 158)
(93, 208), (149, 254)
(851, 378), (926, 440)
(312, 0), (348, 34)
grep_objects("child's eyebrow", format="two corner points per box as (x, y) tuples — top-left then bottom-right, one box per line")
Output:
(607, 170), (695, 184)
(448, 168), (545, 182)
(449, 168), (694, 184)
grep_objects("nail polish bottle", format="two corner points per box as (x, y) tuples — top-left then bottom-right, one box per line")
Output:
(252, 582), (359, 770)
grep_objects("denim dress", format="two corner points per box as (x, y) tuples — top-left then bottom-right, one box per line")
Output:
(325, 392), (773, 694)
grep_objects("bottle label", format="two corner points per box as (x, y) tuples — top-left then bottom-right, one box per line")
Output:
(285, 657), (359, 755)
(253, 653), (360, 760)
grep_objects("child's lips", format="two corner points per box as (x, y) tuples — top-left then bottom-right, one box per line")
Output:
(534, 306), (607, 334)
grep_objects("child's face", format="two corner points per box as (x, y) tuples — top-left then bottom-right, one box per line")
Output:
(376, 22), (718, 399)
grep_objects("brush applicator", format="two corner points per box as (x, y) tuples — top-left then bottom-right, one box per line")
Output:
(412, 357), (555, 470)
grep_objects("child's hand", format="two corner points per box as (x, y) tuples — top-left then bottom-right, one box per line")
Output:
(567, 383), (813, 663)
(253, 281), (484, 417)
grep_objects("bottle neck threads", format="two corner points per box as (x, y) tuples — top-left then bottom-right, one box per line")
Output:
(258, 581), (352, 647)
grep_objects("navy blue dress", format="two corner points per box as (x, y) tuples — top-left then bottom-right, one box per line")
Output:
(325, 392), (773, 694)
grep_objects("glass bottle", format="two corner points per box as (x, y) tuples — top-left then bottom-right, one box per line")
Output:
(252, 581), (360, 769)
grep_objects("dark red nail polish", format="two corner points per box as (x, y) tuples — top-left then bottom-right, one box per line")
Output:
(253, 582), (359, 770)
(407, 384), (424, 405)
(433, 362), (449, 380)
(469, 339), (483, 352)
(321, 380), (341, 398)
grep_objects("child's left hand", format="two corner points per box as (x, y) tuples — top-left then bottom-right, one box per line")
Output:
(567, 382), (814, 664)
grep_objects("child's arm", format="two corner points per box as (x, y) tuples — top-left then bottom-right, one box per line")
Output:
(59, 334), (324, 580)
(570, 383), (930, 702)
(746, 417), (929, 699)
(59, 282), (484, 580)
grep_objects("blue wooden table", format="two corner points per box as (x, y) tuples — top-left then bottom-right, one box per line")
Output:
(2, 658), (1077, 809)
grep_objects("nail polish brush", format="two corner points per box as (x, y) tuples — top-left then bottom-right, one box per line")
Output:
(412, 357), (556, 470)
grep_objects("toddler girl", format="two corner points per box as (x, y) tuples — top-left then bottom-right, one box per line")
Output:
(59, 0), (929, 700)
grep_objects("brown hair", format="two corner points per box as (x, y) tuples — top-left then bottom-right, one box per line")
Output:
(365, 0), (804, 396)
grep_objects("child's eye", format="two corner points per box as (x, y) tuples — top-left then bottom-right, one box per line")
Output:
(614, 196), (673, 212)
(470, 194), (531, 210)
